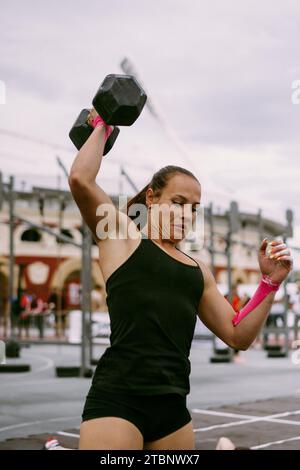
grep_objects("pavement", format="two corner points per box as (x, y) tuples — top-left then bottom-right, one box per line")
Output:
(0, 340), (300, 450)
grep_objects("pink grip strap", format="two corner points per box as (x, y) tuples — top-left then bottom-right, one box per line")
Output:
(232, 274), (280, 327)
(91, 114), (113, 140)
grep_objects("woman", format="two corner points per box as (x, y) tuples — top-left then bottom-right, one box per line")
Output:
(66, 110), (293, 450)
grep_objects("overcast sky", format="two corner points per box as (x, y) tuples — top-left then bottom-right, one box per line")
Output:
(1, 0), (300, 257)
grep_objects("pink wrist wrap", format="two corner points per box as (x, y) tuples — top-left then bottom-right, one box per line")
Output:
(232, 274), (280, 327)
(91, 114), (113, 140)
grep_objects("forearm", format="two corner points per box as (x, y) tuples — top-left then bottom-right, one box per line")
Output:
(69, 126), (106, 184)
(232, 290), (276, 350)
(231, 238), (294, 350)
(201, 238), (293, 351)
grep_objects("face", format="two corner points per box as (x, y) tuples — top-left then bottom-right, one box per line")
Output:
(146, 173), (201, 243)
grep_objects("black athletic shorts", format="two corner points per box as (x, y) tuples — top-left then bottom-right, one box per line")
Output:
(81, 387), (192, 442)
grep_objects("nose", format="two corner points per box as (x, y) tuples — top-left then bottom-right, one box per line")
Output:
(183, 204), (193, 221)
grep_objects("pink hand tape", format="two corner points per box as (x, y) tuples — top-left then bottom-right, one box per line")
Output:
(232, 275), (280, 327)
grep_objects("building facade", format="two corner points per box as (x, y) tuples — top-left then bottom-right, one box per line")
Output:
(0, 187), (287, 329)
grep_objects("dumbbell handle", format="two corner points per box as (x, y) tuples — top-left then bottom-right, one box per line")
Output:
(91, 114), (113, 140)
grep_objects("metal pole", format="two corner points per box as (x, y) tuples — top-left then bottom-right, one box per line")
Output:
(207, 202), (233, 361)
(80, 221), (92, 377)
(207, 203), (218, 356)
(225, 230), (232, 305)
(0, 171), (3, 211)
(8, 176), (15, 339)
(57, 195), (65, 337)
(226, 201), (240, 305)
(207, 203), (216, 278)
(282, 234), (290, 357)
(17, 264), (25, 338)
(121, 166), (139, 193)
(225, 205), (235, 361)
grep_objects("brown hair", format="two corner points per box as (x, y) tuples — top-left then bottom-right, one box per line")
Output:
(126, 165), (200, 224)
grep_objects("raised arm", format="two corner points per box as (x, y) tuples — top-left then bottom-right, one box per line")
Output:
(197, 238), (293, 350)
(68, 113), (125, 243)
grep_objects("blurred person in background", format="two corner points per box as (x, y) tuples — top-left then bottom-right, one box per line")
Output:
(290, 280), (300, 340)
(19, 290), (31, 339)
(47, 287), (67, 337)
(11, 294), (21, 337)
(225, 281), (250, 363)
(263, 294), (285, 347)
(31, 292), (46, 339)
(91, 284), (105, 312)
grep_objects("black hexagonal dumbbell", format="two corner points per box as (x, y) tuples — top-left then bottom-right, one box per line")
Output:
(69, 74), (147, 155)
(69, 109), (120, 156)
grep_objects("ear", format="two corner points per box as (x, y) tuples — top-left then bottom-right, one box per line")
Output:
(145, 187), (153, 207)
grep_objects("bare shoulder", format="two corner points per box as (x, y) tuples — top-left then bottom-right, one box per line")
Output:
(192, 256), (215, 286)
(96, 215), (142, 285)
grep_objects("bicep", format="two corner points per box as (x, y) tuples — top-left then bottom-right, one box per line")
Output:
(197, 262), (236, 346)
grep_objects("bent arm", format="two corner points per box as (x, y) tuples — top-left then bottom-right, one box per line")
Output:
(68, 126), (119, 241)
(69, 125), (106, 184)
(197, 262), (276, 350)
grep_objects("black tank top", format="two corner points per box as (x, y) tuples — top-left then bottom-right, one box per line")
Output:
(91, 232), (204, 397)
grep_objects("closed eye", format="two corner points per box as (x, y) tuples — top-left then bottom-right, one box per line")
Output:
(172, 201), (199, 213)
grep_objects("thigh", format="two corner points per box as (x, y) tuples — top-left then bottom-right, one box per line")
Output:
(79, 416), (144, 450)
(142, 393), (194, 450)
(143, 419), (195, 450)
(80, 388), (146, 449)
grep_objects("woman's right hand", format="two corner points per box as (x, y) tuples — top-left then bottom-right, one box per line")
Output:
(86, 108), (99, 126)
